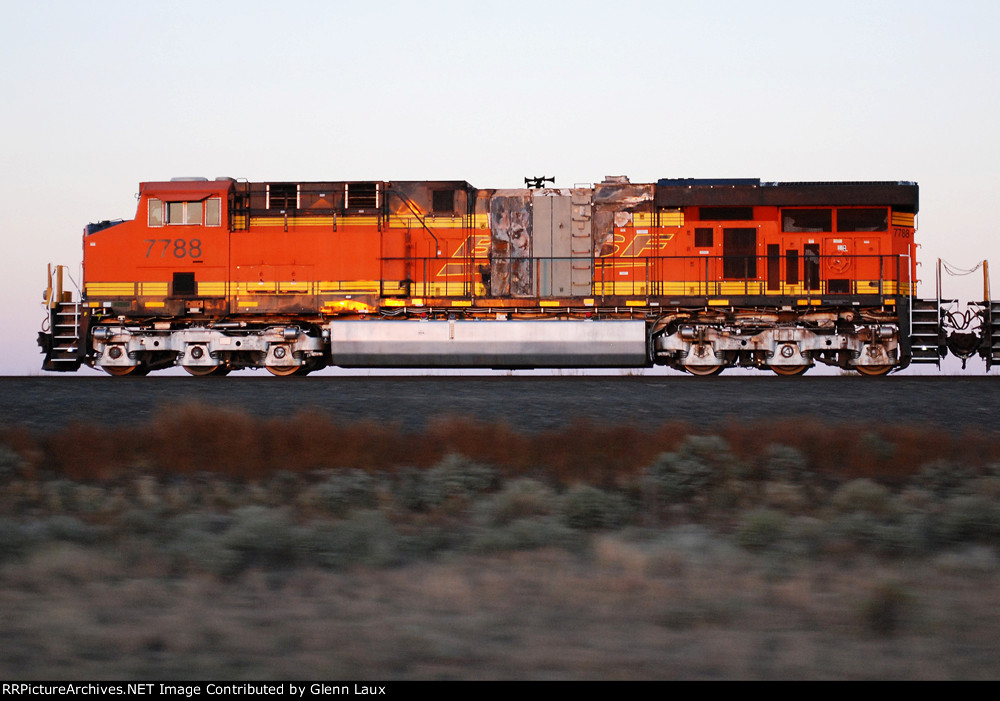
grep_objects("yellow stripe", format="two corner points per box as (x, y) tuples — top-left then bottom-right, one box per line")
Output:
(139, 282), (168, 295)
(144, 301), (165, 308)
(539, 300), (561, 307)
(594, 283), (651, 295)
(625, 300), (646, 307)
(388, 215), (486, 229)
(246, 215), (382, 228)
(86, 283), (135, 295)
(239, 282), (276, 293)
(197, 282), (227, 295)
(631, 211), (684, 227)
(451, 300), (472, 307)
(316, 281), (380, 293)
(891, 212), (915, 228)
(708, 299), (730, 306)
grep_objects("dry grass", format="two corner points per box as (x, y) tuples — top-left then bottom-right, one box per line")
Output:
(3, 406), (1000, 679)
(2, 540), (1000, 679)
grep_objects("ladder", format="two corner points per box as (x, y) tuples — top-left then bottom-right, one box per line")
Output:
(40, 264), (87, 371)
(908, 297), (945, 365)
(981, 300), (1000, 370)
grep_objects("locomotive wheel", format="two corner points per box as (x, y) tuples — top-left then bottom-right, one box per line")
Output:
(103, 365), (148, 377)
(854, 364), (893, 377)
(183, 365), (231, 377)
(770, 365), (810, 377)
(266, 365), (305, 377)
(683, 364), (726, 376)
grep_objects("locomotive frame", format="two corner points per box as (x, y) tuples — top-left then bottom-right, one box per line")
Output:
(38, 175), (998, 376)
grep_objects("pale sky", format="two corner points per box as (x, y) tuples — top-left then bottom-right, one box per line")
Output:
(2, 0), (998, 375)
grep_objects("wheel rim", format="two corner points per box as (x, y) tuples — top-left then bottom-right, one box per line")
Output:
(683, 364), (725, 376)
(103, 365), (147, 377)
(183, 365), (231, 377)
(770, 364), (810, 377)
(266, 365), (304, 377)
(855, 364), (893, 377)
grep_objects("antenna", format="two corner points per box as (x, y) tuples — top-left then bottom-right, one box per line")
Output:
(524, 176), (555, 189)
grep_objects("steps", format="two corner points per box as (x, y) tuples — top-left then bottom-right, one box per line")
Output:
(908, 298), (945, 365)
(984, 301), (1000, 370)
(42, 302), (85, 371)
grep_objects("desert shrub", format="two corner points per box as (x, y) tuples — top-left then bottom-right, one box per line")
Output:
(40, 478), (81, 512)
(827, 510), (930, 555)
(180, 528), (242, 578)
(422, 454), (499, 504)
(783, 516), (827, 557)
(0, 445), (25, 478)
(915, 460), (976, 497)
(41, 515), (104, 545)
(264, 470), (301, 505)
(116, 507), (166, 536)
(830, 479), (895, 516)
(472, 479), (555, 527)
(932, 545), (1000, 575)
(560, 485), (632, 531)
(964, 476), (1000, 499)
(760, 444), (808, 483)
(859, 432), (898, 464)
(298, 510), (400, 569)
(164, 510), (237, 575)
(759, 481), (810, 513)
(827, 479), (933, 553)
(934, 494), (1000, 545)
(164, 507), (301, 576)
(735, 508), (790, 552)
(220, 506), (300, 570)
(643, 435), (731, 504)
(468, 516), (580, 555)
(0, 519), (40, 563)
(396, 524), (468, 560)
(469, 479), (579, 554)
(312, 469), (381, 516)
(392, 455), (498, 513)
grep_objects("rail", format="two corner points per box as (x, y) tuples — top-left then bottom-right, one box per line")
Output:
(44, 264), (82, 309)
(372, 252), (915, 302)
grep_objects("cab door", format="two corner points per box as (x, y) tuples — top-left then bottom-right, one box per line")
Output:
(781, 236), (801, 293)
(824, 236), (853, 294)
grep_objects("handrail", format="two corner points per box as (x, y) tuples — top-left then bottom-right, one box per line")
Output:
(45, 264), (83, 309)
(375, 252), (910, 300)
(384, 189), (441, 256)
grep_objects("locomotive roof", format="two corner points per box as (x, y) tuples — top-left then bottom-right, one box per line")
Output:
(655, 179), (919, 213)
(140, 179), (234, 201)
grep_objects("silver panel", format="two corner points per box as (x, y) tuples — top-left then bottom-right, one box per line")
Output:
(328, 319), (648, 368)
(533, 191), (573, 297)
(570, 188), (594, 296)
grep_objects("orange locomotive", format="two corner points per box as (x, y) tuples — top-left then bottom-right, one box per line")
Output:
(41, 174), (970, 376)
